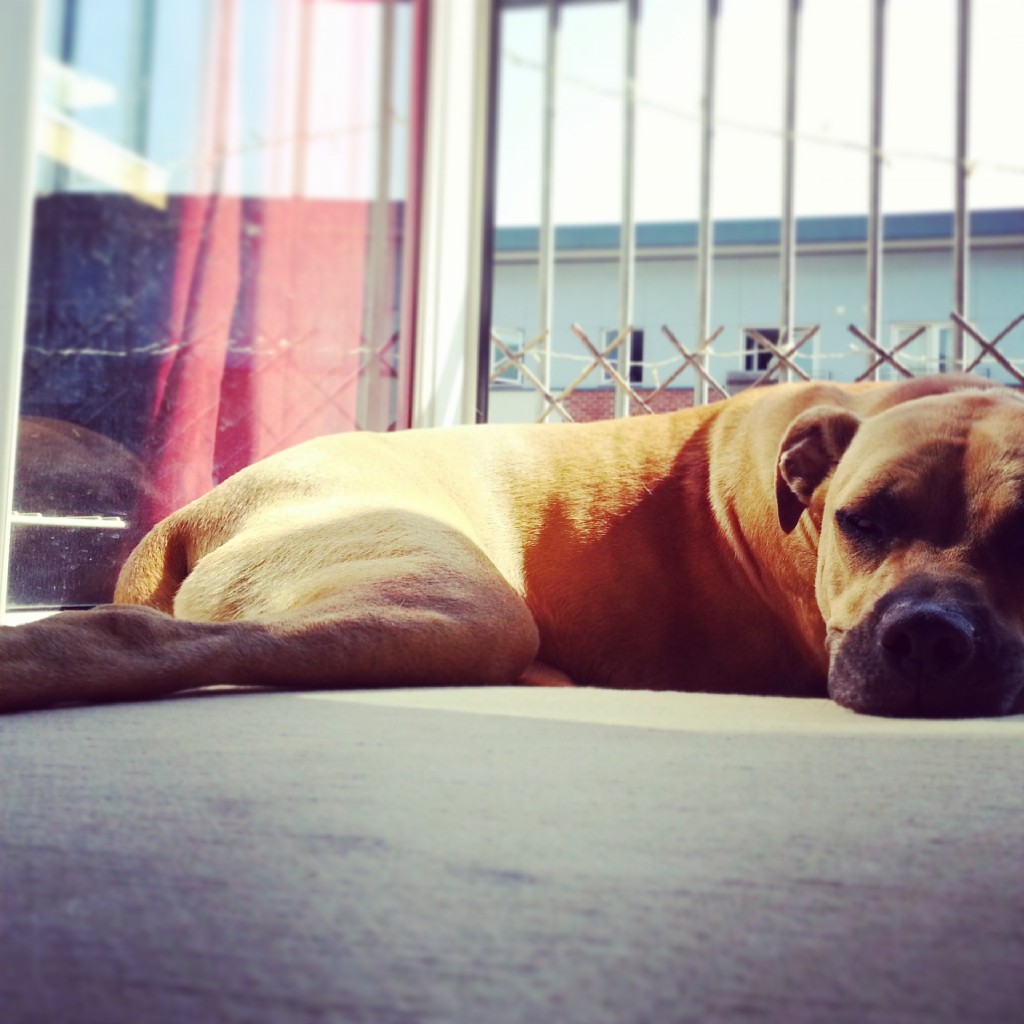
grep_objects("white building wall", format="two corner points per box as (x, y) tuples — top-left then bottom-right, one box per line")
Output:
(491, 242), (1024, 421)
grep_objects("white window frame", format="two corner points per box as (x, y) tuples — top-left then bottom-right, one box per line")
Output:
(599, 328), (645, 387)
(741, 326), (817, 378)
(886, 322), (980, 380)
(490, 327), (527, 388)
(0, 0), (44, 620)
(412, 0), (494, 429)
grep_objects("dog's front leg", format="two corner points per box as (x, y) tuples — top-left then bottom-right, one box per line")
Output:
(0, 573), (540, 714)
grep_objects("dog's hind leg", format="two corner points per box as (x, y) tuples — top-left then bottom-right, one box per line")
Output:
(0, 530), (540, 713)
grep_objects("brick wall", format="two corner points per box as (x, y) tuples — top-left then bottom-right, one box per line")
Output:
(563, 387), (727, 422)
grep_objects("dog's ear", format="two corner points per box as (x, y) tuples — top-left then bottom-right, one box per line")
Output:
(776, 406), (862, 534)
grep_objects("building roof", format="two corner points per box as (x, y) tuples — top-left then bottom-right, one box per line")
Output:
(494, 208), (1024, 253)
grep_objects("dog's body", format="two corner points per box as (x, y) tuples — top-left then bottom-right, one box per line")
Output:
(3, 374), (1024, 717)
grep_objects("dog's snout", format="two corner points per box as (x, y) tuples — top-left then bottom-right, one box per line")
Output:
(830, 586), (1022, 718)
(878, 603), (975, 679)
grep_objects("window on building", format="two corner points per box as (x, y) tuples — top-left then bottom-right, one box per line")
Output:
(602, 328), (644, 386)
(628, 330), (644, 385)
(742, 327), (817, 378)
(885, 323), (981, 380)
(491, 328), (527, 387)
(743, 329), (777, 373)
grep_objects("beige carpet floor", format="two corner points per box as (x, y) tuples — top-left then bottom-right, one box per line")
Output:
(3, 688), (1023, 1024)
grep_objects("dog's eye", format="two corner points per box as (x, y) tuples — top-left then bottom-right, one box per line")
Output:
(836, 509), (884, 540)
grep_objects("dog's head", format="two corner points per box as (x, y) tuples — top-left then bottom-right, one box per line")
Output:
(776, 381), (1024, 717)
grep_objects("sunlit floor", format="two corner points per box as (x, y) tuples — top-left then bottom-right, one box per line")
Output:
(3, 688), (1023, 1024)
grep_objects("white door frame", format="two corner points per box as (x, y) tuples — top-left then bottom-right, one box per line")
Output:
(412, 0), (494, 429)
(0, 0), (44, 617)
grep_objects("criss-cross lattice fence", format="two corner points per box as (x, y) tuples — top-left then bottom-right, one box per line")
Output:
(490, 312), (1024, 423)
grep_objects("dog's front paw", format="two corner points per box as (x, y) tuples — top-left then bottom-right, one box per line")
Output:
(0, 605), (176, 713)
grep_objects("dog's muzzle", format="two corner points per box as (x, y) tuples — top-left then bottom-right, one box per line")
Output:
(828, 578), (1024, 717)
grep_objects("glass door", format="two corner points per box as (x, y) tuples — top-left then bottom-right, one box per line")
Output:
(8, 0), (425, 610)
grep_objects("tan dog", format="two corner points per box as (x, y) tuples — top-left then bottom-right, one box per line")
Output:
(2, 374), (1023, 717)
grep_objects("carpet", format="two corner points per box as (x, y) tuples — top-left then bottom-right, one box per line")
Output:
(2, 688), (1023, 1023)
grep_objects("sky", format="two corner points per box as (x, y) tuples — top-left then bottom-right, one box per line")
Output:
(39, 0), (414, 201)
(38, 0), (1023, 222)
(494, 0), (1024, 226)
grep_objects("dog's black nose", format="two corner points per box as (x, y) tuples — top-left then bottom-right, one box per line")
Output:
(878, 603), (976, 679)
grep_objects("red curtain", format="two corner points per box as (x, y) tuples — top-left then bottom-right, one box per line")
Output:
(138, 0), (423, 525)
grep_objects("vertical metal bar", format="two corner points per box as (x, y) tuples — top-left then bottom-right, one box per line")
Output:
(779, 0), (801, 380)
(473, 0), (501, 423)
(695, 0), (719, 406)
(474, 0), (502, 422)
(360, 0), (396, 432)
(537, 0), (559, 421)
(867, 0), (886, 363)
(414, 0), (494, 426)
(0, 0), (44, 616)
(616, 0), (639, 418)
(396, 0), (429, 429)
(953, 0), (970, 368)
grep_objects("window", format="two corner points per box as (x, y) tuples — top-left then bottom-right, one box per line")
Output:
(601, 328), (644, 386)
(737, 327), (815, 387)
(885, 323), (981, 381)
(485, 0), (1022, 424)
(743, 329), (778, 373)
(741, 326), (817, 378)
(491, 328), (527, 387)
(628, 329), (645, 385)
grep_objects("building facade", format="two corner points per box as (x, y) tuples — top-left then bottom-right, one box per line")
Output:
(488, 209), (1024, 423)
